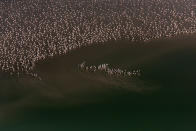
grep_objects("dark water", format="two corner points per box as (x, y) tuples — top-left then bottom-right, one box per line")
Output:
(1, 37), (196, 131)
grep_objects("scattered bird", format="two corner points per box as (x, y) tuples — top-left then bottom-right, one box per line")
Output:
(78, 62), (141, 78)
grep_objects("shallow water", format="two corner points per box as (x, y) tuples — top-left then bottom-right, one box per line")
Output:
(0, 37), (196, 130)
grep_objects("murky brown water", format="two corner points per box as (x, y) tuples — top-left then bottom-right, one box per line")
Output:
(1, 36), (196, 130)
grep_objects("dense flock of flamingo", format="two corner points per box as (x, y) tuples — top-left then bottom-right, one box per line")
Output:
(0, 0), (196, 76)
(78, 61), (141, 78)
